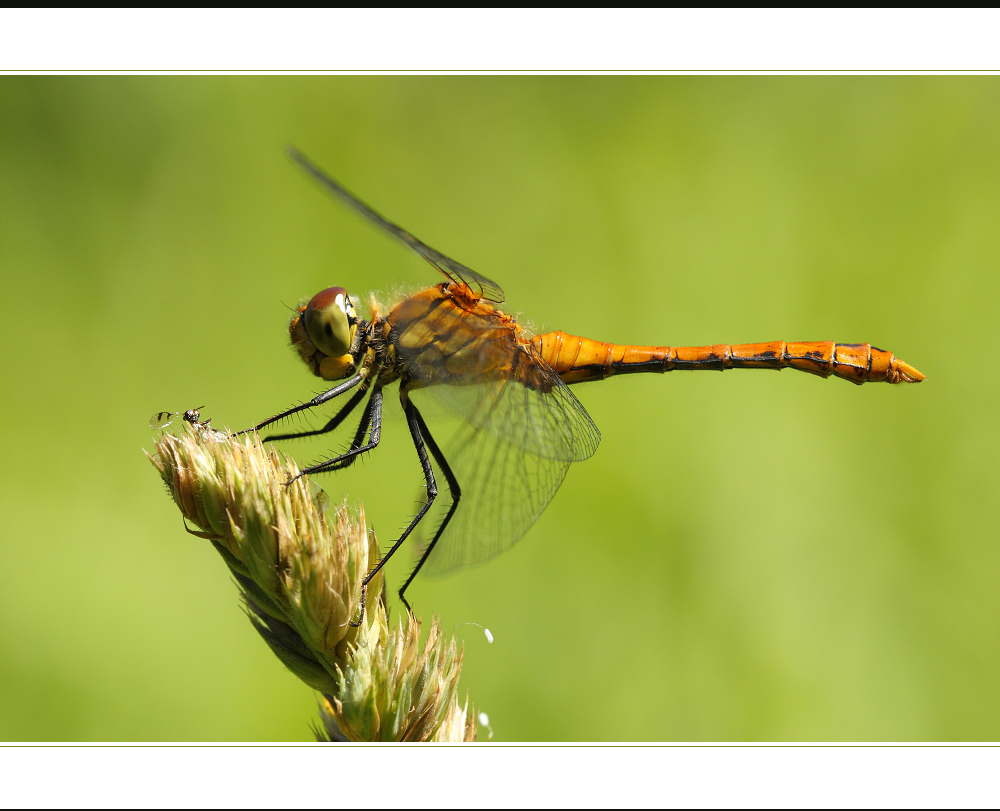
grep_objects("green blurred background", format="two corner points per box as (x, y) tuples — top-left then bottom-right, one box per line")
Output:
(0, 76), (994, 741)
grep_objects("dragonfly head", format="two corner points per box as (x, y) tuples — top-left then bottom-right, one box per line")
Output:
(290, 286), (361, 380)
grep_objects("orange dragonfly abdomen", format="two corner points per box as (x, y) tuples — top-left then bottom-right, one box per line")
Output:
(532, 332), (926, 386)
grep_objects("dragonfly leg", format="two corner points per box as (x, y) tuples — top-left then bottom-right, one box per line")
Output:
(262, 386), (367, 443)
(397, 404), (461, 612)
(239, 372), (366, 435)
(291, 386), (383, 481)
(353, 391), (441, 624)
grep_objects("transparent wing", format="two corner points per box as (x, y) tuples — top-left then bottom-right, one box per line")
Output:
(413, 374), (601, 576)
(428, 374), (601, 463)
(287, 146), (505, 303)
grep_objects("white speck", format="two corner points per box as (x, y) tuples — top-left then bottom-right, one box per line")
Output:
(478, 711), (494, 740)
(453, 621), (494, 644)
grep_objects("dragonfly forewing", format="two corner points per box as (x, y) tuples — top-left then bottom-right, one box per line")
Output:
(287, 146), (505, 304)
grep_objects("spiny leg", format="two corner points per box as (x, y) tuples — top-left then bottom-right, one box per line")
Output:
(397, 404), (461, 612)
(352, 390), (439, 626)
(263, 386), (367, 443)
(240, 372), (365, 435)
(293, 386), (383, 481)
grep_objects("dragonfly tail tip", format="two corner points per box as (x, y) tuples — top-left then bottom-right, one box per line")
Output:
(895, 359), (926, 383)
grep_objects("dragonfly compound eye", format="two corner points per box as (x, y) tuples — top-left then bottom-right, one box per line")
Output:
(303, 286), (358, 360)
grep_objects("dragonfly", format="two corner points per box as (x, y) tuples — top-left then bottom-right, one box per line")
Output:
(249, 147), (925, 620)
